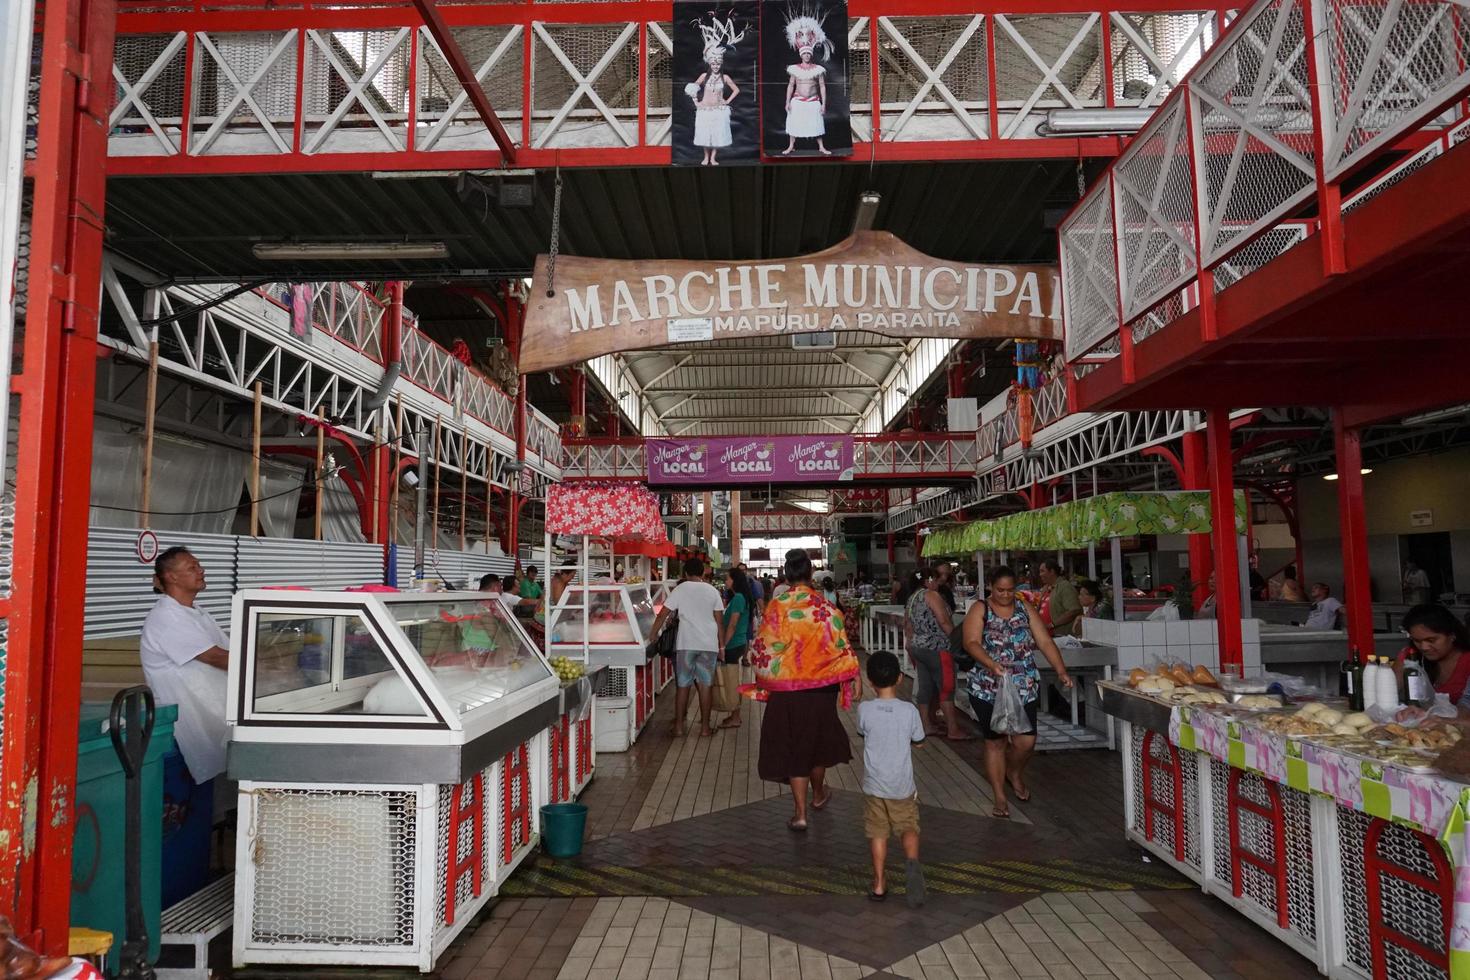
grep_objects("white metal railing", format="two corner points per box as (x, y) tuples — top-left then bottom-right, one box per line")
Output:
(106, 6), (1234, 170)
(1061, 0), (1470, 364)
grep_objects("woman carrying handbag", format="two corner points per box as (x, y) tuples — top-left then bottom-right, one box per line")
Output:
(713, 566), (758, 728)
(959, 565), (1073, 819)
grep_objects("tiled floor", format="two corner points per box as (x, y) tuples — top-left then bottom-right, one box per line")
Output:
(435, 673), (1323, 980)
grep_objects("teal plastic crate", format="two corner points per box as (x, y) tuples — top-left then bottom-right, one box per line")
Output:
(70, 700), (178, 974)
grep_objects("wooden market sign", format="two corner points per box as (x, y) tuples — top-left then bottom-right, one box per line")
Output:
(519, 231), (1060, 375)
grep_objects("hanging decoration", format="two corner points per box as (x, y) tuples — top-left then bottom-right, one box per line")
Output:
(545, 482), (669, 543)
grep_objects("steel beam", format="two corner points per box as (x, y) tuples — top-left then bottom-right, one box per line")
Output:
(1333, 411), (1375, 661)
(1205, 407), (1244, 677)
(410, 0), (517, 162)
(3, 0), (117, 946)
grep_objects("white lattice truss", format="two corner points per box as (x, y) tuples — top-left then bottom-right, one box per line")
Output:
(885, 408), (1199, 530)
(418, 25), (524, 152)
(1320, 0), (1470, 179)
(98, 256), (562, 491)
(876, 14), (988, 141)
(740, 512), (828, 535)
(1062, 0), (1470, 364)
(1192, 0), (1317, 266)
(995, 12), (1102, 139)
(106, 9), (1234, 161)
(1115, 97), (1198, 318)
(532, 21), (639, 149)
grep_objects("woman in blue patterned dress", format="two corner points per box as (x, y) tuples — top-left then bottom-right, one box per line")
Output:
(959, 566), (1073, 818)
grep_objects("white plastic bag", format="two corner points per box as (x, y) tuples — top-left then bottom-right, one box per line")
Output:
(1367, 694), (1458, 727)
(990, 676), (1033, 735)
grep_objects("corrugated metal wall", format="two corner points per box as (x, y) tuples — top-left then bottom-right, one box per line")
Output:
(86, 526), (557, 637)
(86, 527), (239, 638)
(236, 538), (386, 591)
(395, 548), (516, 590)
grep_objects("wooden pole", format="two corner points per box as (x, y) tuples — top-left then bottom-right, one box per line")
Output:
(484, 482), (492, 552)
(391, 399), (404, 546)
(250, 381), (262, 537)
(459, 429), (468, 552)
(314, 424), (325, 540)
(140, 339), (159, 526)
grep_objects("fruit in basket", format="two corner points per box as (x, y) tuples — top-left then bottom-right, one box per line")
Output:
(548, 656), (586, 682)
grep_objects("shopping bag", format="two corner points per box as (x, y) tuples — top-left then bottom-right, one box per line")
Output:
(990, 675), (1033, 735)
(712, 663), (744, 712)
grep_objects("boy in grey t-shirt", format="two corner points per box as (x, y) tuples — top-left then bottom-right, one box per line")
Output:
(855, 651), (926, 906)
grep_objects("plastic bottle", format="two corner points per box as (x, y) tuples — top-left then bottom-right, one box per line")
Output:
(1362, 656), (1382, 710)
(1403, 651), (1433, 706)
(1374, 655), (1399, 709)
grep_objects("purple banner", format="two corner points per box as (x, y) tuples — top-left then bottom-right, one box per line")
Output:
(646, 436), (854, 485)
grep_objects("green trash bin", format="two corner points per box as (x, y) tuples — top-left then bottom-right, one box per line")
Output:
(540, 803), (588, 858)
(70, 700), (177, 975)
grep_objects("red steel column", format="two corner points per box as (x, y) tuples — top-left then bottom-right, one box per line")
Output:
(375, 283), (403, 551)
(568, 369), (586, 439)
(1333, 412), (1375, 661)
(1205, 408), (1244, 676)
(1, 0), (116, 946)
(1181, 429), (1213, 606)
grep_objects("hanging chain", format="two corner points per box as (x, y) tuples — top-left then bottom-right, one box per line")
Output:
(1076, 158), (1086, 197)
(545, 167), (563, 297)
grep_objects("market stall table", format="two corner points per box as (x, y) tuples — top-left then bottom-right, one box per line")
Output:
(225, 589), (561, 972)
(1098, 680), (1468, 979)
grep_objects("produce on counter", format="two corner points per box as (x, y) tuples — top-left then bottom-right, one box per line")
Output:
(1366, 722), (1463, 750)
(549, 656), (586, 683)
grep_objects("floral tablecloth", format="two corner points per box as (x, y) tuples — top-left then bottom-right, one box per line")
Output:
(1155, 702), (1470, 976)
(1169, 704), (1466, 836)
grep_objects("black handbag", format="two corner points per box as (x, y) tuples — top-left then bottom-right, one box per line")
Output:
(947, 605), (980, 673)
(653, 609), (679, 659)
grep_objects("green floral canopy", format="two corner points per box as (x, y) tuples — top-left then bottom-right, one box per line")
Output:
(921, 490), (1247, 557)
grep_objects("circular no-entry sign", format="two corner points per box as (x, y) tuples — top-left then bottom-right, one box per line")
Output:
(136, 529), (159, 565)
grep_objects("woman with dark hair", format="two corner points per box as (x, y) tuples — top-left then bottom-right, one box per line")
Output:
(754, 548), (860, 832)
(1077, 579), (1112, 622)
(960, 565), (1073, 818)
(905, 567), (970, 740)
(716, 566), (760, 729)
(1395, 603), (1470, 707)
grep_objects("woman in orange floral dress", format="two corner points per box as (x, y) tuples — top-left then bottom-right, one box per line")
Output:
(751, 548), (861, 831)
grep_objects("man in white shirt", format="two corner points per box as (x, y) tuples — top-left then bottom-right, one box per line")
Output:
(1304, 582), (1345, 630)
(651, 558), (724, 737)
(140, 547), (231, 783)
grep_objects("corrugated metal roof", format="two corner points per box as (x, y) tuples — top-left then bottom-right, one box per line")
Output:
(106, 159), (1080, 437)
(105, 159), (1079, 282)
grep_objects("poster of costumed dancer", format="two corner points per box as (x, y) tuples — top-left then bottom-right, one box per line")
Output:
(672, 2), (759, 166)
(760, 0), (852, 158)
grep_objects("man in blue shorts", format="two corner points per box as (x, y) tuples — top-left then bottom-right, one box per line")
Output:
(651, 558), (725, 736)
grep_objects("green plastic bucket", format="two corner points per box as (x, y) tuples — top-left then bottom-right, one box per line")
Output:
(540, 803), (588, 858)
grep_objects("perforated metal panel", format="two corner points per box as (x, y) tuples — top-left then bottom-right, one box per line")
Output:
(1281, 787), (1315, 942)
(601, 665), (630, 699)
(248, 787), (418, 948)
(434, 766), (495, 945)
(1337, 807), (1451, 980)
(1129, 725), (1200, 870)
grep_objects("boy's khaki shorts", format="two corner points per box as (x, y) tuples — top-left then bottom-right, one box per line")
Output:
(863, 793), (920, 838)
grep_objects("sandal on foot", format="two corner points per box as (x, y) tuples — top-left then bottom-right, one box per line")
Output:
(787, 818), (808, 832)
(1009, 782), (1031, 802)
(811, 789), (833, 811)
(991, 806), (1011, 819)
(868, 890), (887, 902)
